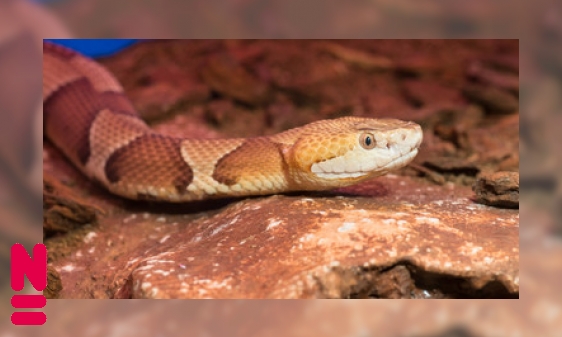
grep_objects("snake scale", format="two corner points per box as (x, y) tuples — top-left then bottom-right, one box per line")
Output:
(43, 41), (423, 202)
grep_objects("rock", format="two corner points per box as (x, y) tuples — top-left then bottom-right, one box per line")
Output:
(394, 56), (444, 77)
(127, 64), (210, 121)
(462, 84), (518, 114)
(367, 265), (419, 299)
(45, 176), (518, 299)
(465, 114), (519, 172)
(201, 55), (270, 106)
(429, 105), (484, 147)
(109, 178), (518, 299)
(473, 171), (519, 209)
(466, 61), (519, 94)
(422, 155), (480, 176)
(316, 41), (394, 71)
(45, 265), (63, 299)
(204, 99), (267, 137)
(43, 174), (101, 236)
(402, 80), (465, 108)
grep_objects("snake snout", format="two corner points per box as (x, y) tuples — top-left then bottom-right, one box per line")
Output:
(384, 124), (423, 156)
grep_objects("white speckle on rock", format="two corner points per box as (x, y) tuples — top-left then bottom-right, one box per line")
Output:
(382, 219), (397, 225)
(136, 264), (154, 272)
(471, 247), (483, 254)
(393, 212), (409, 217)
(159, 235), (171, 244)
(415, 217), (440, 225)
(88, 247), (95, 254)
(156, 217), (166, 223)
(300, 233), (315, 242)
(451, 199), (467, 205)
(266, 218), (283, 230)
(60, 264), (76, 272)
(83, 232), (97, 243)
(123, 214), (137, 223)
(126, 257), (140, 268)
(338, 222), (356, 232)
(211, 215), (240, 236)
(153, 270), (171, 277)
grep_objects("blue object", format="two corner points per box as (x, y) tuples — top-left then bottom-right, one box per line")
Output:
(44, 39), (139, 58)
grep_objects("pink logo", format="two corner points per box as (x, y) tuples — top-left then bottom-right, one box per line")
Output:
(10, 243), (47, 325)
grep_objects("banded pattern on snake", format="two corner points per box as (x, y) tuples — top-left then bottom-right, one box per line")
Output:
(43, 42), (423, 202)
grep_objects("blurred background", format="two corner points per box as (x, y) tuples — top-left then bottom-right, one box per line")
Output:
(1, 0), (560, 336)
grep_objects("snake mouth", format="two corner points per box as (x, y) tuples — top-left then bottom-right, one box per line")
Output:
(311, 148), (419, 180)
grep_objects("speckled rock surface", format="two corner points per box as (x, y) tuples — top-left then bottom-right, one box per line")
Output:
(109, 177), (517, 299)
(43, 167), (517, 298)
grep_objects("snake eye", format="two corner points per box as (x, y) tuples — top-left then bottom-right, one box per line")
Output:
(360, 133), (376, 149)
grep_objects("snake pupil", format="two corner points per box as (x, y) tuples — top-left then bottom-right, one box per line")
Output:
(360, 132), (376, 149)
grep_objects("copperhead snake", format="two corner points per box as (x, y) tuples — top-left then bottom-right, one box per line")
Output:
(43, 41), (423, 202)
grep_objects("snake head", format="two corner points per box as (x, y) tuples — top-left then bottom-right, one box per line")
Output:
(284, 117), (423, 189)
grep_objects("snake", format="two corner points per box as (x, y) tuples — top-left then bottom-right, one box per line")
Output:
(43, 41), (423, 202)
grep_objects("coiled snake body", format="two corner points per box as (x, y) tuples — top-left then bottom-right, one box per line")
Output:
(43, 42), (423, 202)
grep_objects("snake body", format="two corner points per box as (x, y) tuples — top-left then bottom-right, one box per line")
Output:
(43, 42), (423, 202)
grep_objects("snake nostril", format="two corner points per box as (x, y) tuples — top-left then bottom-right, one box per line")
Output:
(386, 143), (391, 149)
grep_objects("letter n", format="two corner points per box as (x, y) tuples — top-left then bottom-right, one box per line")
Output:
(11, 244), (47, 292)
